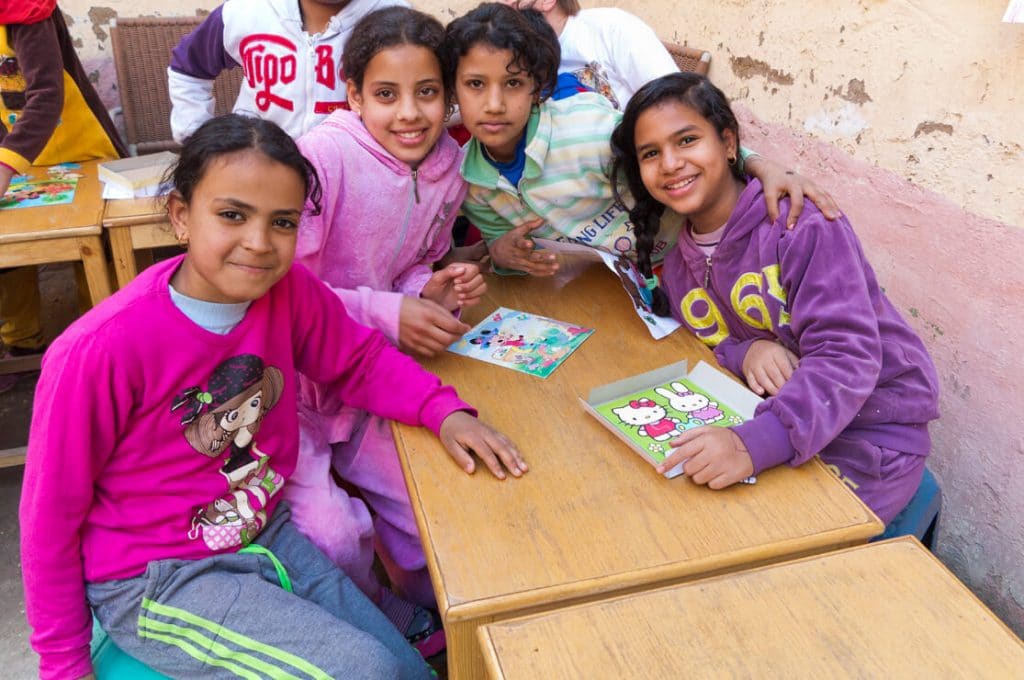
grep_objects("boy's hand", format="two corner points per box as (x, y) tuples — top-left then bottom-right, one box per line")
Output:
(742, 339), (799, 396)
(439, 411), (528, 479)
(658, 426), (753, 489)
(489, 219), (559, 276)
(398, 296), (470, 358)
(421, 263), (487, 310)
(440, 240), (490, 270)
(745, 155), (841, 228)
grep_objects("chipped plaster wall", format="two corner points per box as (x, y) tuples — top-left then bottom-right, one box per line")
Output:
(62, 0), (1023, 634)
(57, 0), (222, 114)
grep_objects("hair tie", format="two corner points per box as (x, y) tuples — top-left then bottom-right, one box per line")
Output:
(644, 275), (659, 290)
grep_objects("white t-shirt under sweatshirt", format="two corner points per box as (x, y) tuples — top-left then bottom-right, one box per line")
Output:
(558, 7), (678, 109)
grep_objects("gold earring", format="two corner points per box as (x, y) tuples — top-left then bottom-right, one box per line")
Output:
(176, 232), (189, 247)
(727, 155), (737, 166)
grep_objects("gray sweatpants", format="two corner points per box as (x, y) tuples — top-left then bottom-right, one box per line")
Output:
(86, 504), (431, 679)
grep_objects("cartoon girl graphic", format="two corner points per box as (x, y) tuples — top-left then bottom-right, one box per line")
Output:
(172, 354), (286, 550)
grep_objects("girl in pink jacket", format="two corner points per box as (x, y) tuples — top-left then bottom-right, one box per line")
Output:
(287, 7), (485, 657)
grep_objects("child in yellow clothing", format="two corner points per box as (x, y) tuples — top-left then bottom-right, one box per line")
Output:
(0, 0), (126, 391)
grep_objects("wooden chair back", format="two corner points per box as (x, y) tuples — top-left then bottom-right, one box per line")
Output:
(661, 41), (712, 75)
(110, 17), (243, 154)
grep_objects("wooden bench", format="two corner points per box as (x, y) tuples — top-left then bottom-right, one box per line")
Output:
(478, 537), (1024, 678)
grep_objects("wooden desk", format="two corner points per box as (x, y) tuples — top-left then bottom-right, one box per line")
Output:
(393, 261), (884, 680)
(0, 160), (110, 306)
(101, 196), (177, 288)
(0, 161), (111, 465)
(478, 537), (1024, 678)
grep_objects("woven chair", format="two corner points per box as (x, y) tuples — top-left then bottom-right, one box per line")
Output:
(110, 16), (243, 155)
(661, 41), (712, 75)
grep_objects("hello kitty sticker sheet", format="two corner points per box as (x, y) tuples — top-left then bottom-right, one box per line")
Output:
(448, 307), (594, 378)
(581, 360), (761, 482)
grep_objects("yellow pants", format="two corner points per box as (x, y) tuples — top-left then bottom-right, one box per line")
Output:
(0, 266), (44, 350)
(0, 264), (89, 351)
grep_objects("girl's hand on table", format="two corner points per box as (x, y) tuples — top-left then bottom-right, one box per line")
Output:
(658, 426), (754, 489)
(742, 339), (799, 396)
(422, 262), (487, 310)
(489, 219), (559, 276)
(398, 296), (470, 358)
(439, 411), (528, 479)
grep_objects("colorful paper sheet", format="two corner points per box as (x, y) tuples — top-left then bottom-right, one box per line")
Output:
(448, 307), (593, 378)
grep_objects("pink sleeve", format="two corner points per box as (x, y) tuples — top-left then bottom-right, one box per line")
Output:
(290, 266), (474, 434)
(295, 133), (404, 342)
(19, 336), (122, 679)
(335, 287), (403, 344)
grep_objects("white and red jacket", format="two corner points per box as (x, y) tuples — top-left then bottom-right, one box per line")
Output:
(168, 0), (406, 142)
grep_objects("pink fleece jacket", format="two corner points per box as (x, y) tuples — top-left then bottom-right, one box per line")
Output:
(294, 109), (466, 439)
(295, 109), (466, 341)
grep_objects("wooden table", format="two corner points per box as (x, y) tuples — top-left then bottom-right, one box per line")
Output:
(101, 195), (177, 288)
(0, 159), (110, 307)
(0, 160), (111, 466)
(478, 537), (1024, 678)
(393, 260), (884, 680)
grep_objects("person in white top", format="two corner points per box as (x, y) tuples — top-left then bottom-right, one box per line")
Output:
(500, 0), (677, 109)
(499, 0), (841, 228)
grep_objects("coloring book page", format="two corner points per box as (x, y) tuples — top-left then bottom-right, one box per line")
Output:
(532, 238), (682, 340)
(448, 307), (594, 378)
(592, 376), (756, 483)
(0, 163), (81, 210)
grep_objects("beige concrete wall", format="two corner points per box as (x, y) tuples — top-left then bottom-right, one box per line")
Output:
(61, 0), (1024, 634)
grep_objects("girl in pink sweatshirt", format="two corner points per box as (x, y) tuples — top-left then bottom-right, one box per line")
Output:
(19, 114), (525, 680)
(286, 8), (484, 653)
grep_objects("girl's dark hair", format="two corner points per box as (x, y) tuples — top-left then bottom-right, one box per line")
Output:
(441, 3), (559, 101)
(610, 72), (742, 317)
(343, 7), (450, 103)
(171, 114), (322, 215)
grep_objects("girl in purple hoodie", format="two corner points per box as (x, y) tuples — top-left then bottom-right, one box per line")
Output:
(610, 73), (939, 526)
(287, 7), (492, 656)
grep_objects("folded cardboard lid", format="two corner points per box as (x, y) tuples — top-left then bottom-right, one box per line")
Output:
(586, 359), (762, 420)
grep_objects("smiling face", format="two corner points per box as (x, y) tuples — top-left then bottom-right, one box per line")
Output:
(634, 99), (742, 234)
(168, 149), (304, 303)
(455, 44), (536, 163)
(347, 44), (447, 168)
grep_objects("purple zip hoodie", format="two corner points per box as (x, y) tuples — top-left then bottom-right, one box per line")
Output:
(661, 180), (939, 506)
(294, 109), (466, 438)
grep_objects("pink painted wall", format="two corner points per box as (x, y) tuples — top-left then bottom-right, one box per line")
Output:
(738, 105), (1024, 633)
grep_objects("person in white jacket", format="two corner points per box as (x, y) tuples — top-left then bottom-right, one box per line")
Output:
(168, 0), (406, 142)
(499, 0), (677, 109)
